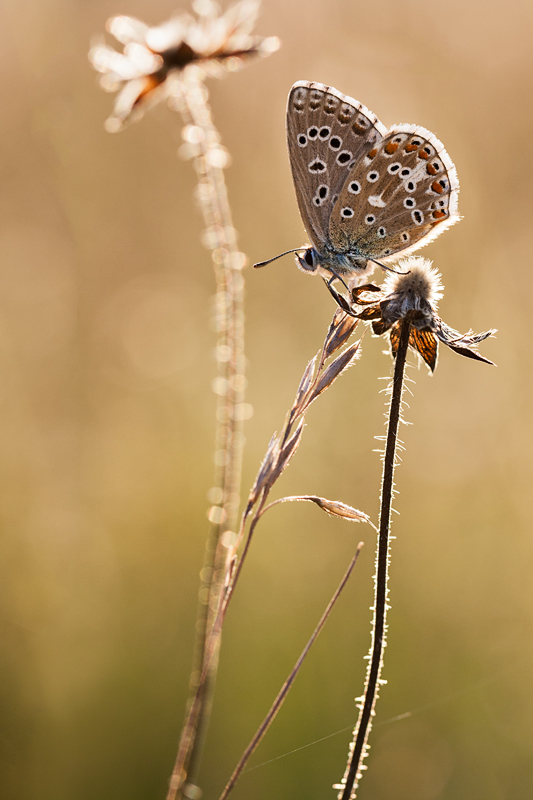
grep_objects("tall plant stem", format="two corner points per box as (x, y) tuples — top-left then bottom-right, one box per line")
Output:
(169, 75), (246, 800)
(338, 317), (411, 800)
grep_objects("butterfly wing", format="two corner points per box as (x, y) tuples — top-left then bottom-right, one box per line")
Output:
(286, 81), (387, 252)
(328, 125), (460, 260)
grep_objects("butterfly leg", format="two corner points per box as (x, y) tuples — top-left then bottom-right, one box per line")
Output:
(323, 278), (357, 316)
(327, 268), (352, 293)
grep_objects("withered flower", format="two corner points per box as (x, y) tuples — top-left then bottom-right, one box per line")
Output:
(89, 0), (280, 131)
(329, 256), (495, 372)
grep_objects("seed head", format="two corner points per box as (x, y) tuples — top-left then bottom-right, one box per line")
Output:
(89, 0), (280, 131)
(332, 256), (496, 372)
(382, 257), (443, 310)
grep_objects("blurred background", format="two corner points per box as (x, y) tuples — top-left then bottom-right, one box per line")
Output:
(0, 0), (532, 797)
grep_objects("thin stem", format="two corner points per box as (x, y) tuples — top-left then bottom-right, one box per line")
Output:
(167, 74), (246, 800)
(338, 317), (411, 800)
(219, 544), (364, 800)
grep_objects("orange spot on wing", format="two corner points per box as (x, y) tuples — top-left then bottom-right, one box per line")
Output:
(426, 163), (438, 175)
(431, 181), (445, 194)
(418, 149), (430, 159)
(368, 147), (378, 159)
(432, 210), (447, 220)
(405, 143), (418, 152)
(352, 122), (368, 134)
(385, 142), (399, 154)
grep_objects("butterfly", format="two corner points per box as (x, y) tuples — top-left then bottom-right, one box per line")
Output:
(255, 81), (459, 288)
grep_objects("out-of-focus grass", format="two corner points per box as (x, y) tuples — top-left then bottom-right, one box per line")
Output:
(0, 0), (532, 798)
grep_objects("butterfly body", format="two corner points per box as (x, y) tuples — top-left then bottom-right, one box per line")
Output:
(286, 81), (460, 287)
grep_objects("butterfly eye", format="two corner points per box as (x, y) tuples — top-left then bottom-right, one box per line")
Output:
(304, 250), (315, 267)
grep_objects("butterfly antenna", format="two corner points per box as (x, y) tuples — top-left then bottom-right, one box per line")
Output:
(254, 248), (305, 268)
(370, 258), (410, 275)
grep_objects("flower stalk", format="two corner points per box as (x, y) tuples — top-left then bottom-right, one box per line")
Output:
(336, 314), (411, 800)
(89, 5), (279, 795)
(172, 73), (248, 796)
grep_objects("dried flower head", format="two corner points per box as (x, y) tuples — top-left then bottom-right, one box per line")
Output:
(89, 0), (280, 131)
(330, 256), (495, 372)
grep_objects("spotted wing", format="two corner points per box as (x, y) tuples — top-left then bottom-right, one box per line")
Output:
(286, 81), (387, 251)
(328, 125), (460, 261)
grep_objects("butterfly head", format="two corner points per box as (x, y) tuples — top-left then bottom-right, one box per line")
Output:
(295, 245), (373, 285)
(295, 246), (320, 274)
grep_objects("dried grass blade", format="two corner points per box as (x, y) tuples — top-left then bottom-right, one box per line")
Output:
(323, 310), (359, 362)
(310, 340), (362, 401)
(247, 433), (280, 509)
(292, 354), (319, 415)
(299, 496), (373, 524)
(218, 543), (364, 800)
(261, 495), (373, 526)
(269, 417), (305, 484)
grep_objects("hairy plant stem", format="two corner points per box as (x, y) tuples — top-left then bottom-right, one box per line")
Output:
(338, 316), (411, 800)
(168, 74), (246, 800)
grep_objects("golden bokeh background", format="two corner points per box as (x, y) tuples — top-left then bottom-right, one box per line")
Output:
(1, 0), (532, 797)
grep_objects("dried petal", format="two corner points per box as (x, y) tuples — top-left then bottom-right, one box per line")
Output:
(356, 305), (382, 321)
(351, 283), (382, 304)
(389, 323), (400, 357)
(310, 340), (362, 400)
(372, 317), (392, 336)
(445, 343), (495, 365)
(410, 328), (438, 372)
(435, 320), (496, 365)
